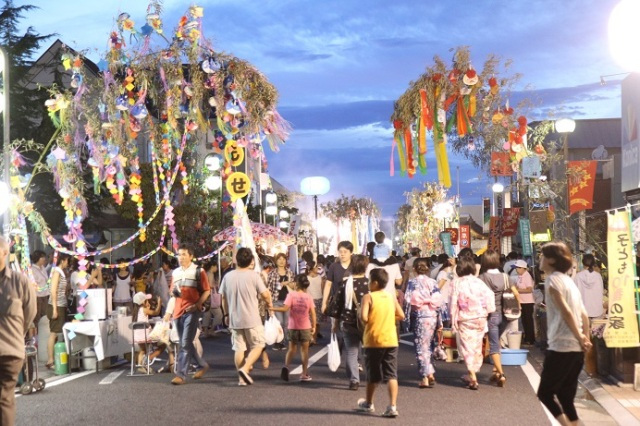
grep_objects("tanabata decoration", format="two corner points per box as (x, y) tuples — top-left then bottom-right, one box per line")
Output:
(5, 2), (290, 289)
(391, 47), (532, 186)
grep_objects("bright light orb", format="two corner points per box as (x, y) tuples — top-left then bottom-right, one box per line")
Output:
(265, 192), (277, 204)
(492, 182), (505, 193)
(278, 220), (288, 229)
(204, 175), (221, 191)
(279, 210), (289, 219)
(554, 118), (576, 134)
(609, 0), (640, 72)
(265, 205), (277, 216)
(300, 176), (330, 196)
(0, 181), (9, 215)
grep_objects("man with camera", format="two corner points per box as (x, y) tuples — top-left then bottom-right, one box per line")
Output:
(169, 245), (210, 385)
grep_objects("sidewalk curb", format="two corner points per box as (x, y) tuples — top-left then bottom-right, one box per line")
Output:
(578, 372), (640, 426)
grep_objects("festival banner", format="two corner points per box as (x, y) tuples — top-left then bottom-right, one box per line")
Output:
(445, 228), (459, 245)
(604, 210), (640, 348)
(483, 198), (491, 233)
(440, 232), (454, 257)
(502, 208), (521, 237)
(568, 160), (597, 215)
(487, 217), (501, 254)
(519, 219), (533, 257)
(490, 152), (513, 176)
(459, 225), (470, 249)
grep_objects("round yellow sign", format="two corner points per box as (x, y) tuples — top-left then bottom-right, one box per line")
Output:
(225, 172), (251, 201)
(224, 140), (244, 167)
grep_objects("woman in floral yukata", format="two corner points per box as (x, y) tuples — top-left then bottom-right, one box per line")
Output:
(404, 257), (443, 388)
(450, 257), (496, 390)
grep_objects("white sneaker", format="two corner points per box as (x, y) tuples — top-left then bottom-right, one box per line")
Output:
(382, 405), (399, 418)
(356, 398), (375, 413)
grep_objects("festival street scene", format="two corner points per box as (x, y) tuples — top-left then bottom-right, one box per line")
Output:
(1, 0), (640, 425)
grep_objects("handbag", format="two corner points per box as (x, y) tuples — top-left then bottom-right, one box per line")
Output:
(352, 290), (364, 333)
(210, 286), (222, 309)
(502, 274), (521, 320)
(325, 287), (342, 318)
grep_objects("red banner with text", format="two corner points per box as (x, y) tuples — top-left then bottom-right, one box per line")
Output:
(502, 208), (521, 237)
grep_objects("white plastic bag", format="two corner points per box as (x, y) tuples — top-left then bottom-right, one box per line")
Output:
(327, 333), (341, 372)
(264, 315), (283, 346)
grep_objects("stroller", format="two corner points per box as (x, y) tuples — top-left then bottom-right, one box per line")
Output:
(19, 342), (46, 395)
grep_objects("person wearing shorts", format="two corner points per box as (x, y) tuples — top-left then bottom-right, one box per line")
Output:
(220, 248), (272, 386)
(357, 268), (404, 418)
(272, 274), (316, 382)
(46, 253), (71, 369)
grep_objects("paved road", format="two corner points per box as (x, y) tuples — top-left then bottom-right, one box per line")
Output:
(17, 326), (555, 426)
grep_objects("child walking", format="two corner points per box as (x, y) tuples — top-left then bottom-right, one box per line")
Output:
(357, 268), (405, 417)
(271, 274), (317, 382)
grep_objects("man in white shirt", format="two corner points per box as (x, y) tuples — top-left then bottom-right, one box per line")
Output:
(365, 256), (402, 298)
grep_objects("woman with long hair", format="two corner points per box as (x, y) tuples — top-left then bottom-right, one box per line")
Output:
(450, 257), (496, 390)
(537, 242), (591, 425)
(266, 253), (295, 350)
(404, 257), (443, 388)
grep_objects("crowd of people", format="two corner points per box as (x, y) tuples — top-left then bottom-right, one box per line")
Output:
(1, 230), (611, 424)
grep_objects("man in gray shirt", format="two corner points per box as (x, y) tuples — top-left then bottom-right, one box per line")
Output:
(0, 236), (36, 425)
(220, 247), (272, 385)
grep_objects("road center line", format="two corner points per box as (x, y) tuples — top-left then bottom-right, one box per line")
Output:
(99, 370), (124, 385)
(290, 346), (329, 375)
(399, 339), (414, 346)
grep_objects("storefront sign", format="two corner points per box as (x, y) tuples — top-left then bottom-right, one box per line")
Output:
(519, 219), (532, 257)
(621, 74), (640, 192)
(483, 198), (491, 233)
(445, 228), (459, 245)
(459, 225), (470, 249)
(225, 171), (251, 201)
(522, 156), (542, 179)
(224, 140), (245, 167)
(502, 208), (520, 237)
(487, 217), (501, 254)
(604, 210), (640, 348)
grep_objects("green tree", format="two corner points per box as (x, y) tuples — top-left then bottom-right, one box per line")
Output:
(0, 0), (54, 143)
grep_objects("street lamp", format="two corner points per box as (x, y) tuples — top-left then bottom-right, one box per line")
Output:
(1, 47), (10, 241)
(300, 176), (330, 256)
(204, 154), (222, 172)
(555, 118), (575, 243)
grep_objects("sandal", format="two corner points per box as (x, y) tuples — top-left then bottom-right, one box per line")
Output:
(45, 362), (54, 370)
(496, 373), (506, 387)
(418, 378), (429, 389)
(489, 370), (499, 382)
(468, 381), (479, 390)
(428, 376), (436, 388)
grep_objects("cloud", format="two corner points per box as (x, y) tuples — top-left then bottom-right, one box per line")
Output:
(466, 177), (480, 184)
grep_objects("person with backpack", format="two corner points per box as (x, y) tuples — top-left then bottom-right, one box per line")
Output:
(479, 249), (521, 387)
(168, 244), (211, 385)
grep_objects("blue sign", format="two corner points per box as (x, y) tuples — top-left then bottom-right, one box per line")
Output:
(440, 232), (454, 257)
(519, 219), (533, 257)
